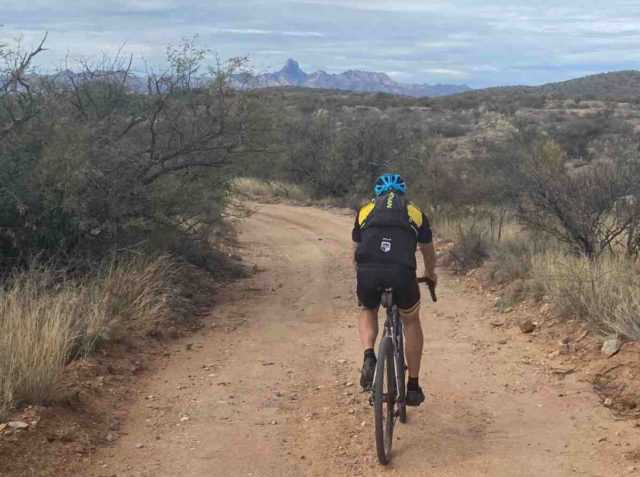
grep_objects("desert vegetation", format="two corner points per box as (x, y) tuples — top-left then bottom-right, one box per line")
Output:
(0, 37), (259, 271)
(237, 71), (640, 343)
(0, 256), (182, 416)
(3, 31), (640, 418)
(0, 35), (258, 416)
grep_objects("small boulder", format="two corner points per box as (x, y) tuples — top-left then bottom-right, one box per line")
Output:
(519, 320), (536, 334)
(559, 338), (574, 355)
(166, 326), (179, 339)
(601, 336), (622, 358)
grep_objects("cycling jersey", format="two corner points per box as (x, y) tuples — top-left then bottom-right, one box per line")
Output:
(352, 192), (432, 270)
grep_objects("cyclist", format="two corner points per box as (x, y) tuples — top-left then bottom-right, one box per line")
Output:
(352, 174), (437, 407)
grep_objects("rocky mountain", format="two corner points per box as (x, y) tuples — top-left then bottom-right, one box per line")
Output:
(233, 59), (471, 97)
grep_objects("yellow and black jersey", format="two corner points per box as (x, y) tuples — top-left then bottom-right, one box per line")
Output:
(352, 193), (433, 244)
(352, 192), (432, 270)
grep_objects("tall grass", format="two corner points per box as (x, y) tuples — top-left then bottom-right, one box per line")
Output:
(437, 214), (640, 340)
(433, 212), (521, 244)
(0, 256), (178, 417)
(0, 280), (77, 413)
(434, 216), (640, 340)
(78, 256), (177, 353)
(532, 253), (640, 339)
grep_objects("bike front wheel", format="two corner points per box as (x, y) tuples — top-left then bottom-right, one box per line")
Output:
(373, 336), (397, 465)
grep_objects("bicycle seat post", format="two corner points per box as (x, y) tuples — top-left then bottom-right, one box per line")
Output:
(381, 287), (393, 309)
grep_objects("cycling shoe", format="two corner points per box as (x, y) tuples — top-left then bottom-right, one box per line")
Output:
(406, 386), (426, 407)
(360, 355), (376, 391)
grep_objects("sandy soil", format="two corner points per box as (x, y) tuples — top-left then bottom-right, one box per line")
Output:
(84, 203), (638, 477)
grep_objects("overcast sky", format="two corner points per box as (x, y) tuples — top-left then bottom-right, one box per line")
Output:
(2, 0), (640, 88)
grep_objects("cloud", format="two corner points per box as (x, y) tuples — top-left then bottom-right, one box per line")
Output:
(470, 65), (500, 73)
(211, 28), (324, 38)
(417, 40), (472, 50)
(421, 68), (470, 79)
(3, 0), (640, 87)
(299, 0), (449, 12)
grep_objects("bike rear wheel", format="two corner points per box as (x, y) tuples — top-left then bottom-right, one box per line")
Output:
(374, 336), (397, 465)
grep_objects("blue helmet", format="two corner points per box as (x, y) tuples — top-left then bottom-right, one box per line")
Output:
(374, 173), (406, 197)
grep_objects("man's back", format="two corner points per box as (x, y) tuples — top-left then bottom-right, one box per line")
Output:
(352, 192), (432, 270)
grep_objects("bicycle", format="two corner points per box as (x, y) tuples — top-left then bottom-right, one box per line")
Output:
(372, 276), (437, 465)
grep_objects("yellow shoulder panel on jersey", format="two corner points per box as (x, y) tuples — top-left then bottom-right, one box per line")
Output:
(407, 203), (423, 228)
(358, 201), (375, 226)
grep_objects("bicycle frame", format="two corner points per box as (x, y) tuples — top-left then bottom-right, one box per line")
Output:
(371, 278), (436, 465)
(375, 288), (405, 408)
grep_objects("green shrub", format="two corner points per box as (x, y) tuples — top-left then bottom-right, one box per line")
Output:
(486, 239), (533, 284)
(495, 278), (545, 311)
(449, 223), (491, 273)
(0, 37), (255, 271)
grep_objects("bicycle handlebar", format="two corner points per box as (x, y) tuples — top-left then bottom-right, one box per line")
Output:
(417, 277), (437, 303)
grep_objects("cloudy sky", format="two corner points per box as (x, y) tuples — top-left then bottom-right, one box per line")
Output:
(2, 0), (640, 88)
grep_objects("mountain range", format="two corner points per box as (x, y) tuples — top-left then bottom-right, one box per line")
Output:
(232, 59), (472, 97)
(35, 62), (640, 102)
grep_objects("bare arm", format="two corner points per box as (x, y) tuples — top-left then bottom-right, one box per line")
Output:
(419, 242), (437, 285)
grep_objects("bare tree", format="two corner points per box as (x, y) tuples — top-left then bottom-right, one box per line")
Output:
(0, 34), (48, 140)
(514, 140), (640, 258)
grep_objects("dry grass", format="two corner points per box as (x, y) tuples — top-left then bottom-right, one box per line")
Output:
(0, 277), (77, 415)
(434, 213), (522, 243)
(440, 213), (640, 340)
(0, 256), (178, 417)
(486, 239), (535, 284)
(231, 177), (310, 203)
(82, 256), (177, 351)
(531, 252), (640, 339)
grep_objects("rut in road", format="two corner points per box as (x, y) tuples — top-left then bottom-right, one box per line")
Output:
(88, 203), (634, 477)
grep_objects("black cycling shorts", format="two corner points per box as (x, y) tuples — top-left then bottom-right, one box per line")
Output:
(356, 265), (420, 311)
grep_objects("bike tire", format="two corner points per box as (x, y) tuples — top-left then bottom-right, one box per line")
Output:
(397, 329), (407, 424)
(374, 336), (397, 465)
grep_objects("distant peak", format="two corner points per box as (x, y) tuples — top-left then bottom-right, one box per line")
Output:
(279, 58), (307, 85)
(281, 58), (304, 74)
(285, 58), (300, 68)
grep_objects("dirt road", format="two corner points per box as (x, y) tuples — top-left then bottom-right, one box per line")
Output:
(87, 203), (635, 477)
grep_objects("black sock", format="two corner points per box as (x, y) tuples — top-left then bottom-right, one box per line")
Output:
(408, 377), (419, 390)
(364, 348), (376, 360)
